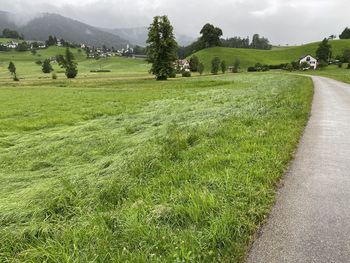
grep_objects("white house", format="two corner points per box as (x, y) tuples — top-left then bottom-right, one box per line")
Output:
(175, 59), (190, 72)
(300, 55), (318, 70)
(4, 41), (18, 49)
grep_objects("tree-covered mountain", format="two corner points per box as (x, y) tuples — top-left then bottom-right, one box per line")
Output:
(0, 11), (129, 48)
(0, 11), (17, 32)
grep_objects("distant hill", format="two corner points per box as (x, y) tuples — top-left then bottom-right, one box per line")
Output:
(103, 27), (195, 47)
(0, 11), (129, 48)
(0, 11), (17, 31)
(193, 39), (350, 70)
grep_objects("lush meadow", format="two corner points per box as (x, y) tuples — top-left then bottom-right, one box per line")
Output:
(0, 71), (313, 262)
(194, 39), (350, 70)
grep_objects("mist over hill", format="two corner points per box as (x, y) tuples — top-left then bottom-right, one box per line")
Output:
(0, 11), (129, 48)
(103, 27), (195, 47)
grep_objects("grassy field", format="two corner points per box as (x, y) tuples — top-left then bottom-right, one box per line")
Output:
(194, 39), (350, 70)
(0, 71), (313, 262)
(0, 43), (149, 81)
(302, 65), (350, 84)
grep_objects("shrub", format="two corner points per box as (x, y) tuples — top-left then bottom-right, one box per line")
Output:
(318, 60), (328, 69)
(66, 67), (78, 79)
(182, 70), (191, 77)
(347, 63), (350, 69)
(338, 63), (343, 68)
(90, 70), (112, 73)
(247, 66), (257, 72)
(52, 72), (57, 80)
(42, 59), (53, 74)
(300, 62), (310, 70)
(285, 63), (294, 72)
(35, 60), (42, 65)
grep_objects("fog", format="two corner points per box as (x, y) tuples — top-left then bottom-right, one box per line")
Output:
(1, 0), (349, 45)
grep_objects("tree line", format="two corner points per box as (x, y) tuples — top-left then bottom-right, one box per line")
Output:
(178, 24), (272, 58)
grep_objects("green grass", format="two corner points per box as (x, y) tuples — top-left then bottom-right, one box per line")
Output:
(0, 46), (149, 81)
(302, 65), (350, 84)
(0, 73), (313, 262)
(194, 39), (350, 70)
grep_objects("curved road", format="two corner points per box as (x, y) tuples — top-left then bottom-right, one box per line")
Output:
(246, 76), (350, 263)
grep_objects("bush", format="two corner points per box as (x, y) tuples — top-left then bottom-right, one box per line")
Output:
(347, 63), (350, 69)
(90, 70), (111, 73)
(169, 69), (177, 78)
(338, 63), (343, 68)
(66, 67), (78, 79)
(285, 63), (294, 72)
(35, 60), (42, 65)
(182, 70), (191, 77)
(318, 60), (328, 69)
(268, 64), (287, 70)
(247, 66), (257, 72)
(52, 73), (57, 80)
(300, 62), (310, 70)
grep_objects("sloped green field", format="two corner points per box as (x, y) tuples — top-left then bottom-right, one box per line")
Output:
(194, 40), (350, 70)
(0, 42), (149, 80)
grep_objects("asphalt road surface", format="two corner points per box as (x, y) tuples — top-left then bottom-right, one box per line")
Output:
(246, 76), (350, 263)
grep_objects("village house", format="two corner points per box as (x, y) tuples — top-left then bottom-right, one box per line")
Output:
(175, 59), (190, 72)
(4, 41), (19, 49)
(300, 55), (318, 70)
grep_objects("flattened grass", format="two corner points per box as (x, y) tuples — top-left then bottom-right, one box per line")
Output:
(0, 73), (313, 262)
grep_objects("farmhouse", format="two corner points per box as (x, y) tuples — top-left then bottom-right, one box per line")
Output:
(300, 55), (318, 70)
(175, 59), (190, 72)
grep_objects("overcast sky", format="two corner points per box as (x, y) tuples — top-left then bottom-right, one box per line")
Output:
(1, 0), (349, 45)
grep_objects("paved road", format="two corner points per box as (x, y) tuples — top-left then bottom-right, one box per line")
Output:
(246, 76), (350, 263)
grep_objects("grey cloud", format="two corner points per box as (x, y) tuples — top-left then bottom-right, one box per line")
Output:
(0, 0), (349, 45)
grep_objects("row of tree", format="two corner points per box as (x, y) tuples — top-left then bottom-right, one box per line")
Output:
(7, 48), (78, 81)
(1, 29), (24, 39)
(178, 24), (272, 58)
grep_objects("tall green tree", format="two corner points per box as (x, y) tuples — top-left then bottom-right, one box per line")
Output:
(8, 61), (18, 81)
(316, 38), (332, 63)
(56, 48), (78, 79)
(200, 24), (223, 48)
(211, 57), (221, 75)
(8, 61), (16, 75)
(146, 16), (178, 81)
(198, 62), (205, 75)
(339, 27), (350, 39)
(233, 58), (241, 73)
(189, 55), (199, 72)
(342, 48), (350, 63)
(42, 59), (53, 73)
(221, 60), (227, 74)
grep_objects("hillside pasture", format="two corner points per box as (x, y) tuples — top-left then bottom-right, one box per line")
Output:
(0, 45), (149, 81)
(194, 39), (350, 70)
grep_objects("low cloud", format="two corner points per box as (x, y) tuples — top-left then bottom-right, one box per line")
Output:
(0, 0), (349, 45)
